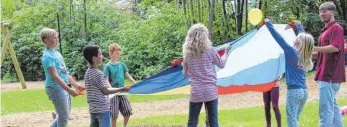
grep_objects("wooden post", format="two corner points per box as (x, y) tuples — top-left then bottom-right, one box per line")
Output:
(1, 23), (27, 89)
(0, 29), (10, 65)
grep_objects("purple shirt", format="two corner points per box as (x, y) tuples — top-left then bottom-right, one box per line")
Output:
(315, 21), (346, 83)
(182, 48), (227, 102)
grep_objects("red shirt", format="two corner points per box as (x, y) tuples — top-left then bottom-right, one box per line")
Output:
(344, 39), (347, 52)
(314, 21), (346, 83)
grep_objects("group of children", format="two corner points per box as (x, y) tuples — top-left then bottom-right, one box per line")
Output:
(41, 28), (134, 127)
(180, 20), (314, 127)
(40, 2), (344, 127)
(182, 2), (345, 127)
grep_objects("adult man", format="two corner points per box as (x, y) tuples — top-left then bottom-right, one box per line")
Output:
(313, 2), (345, 127)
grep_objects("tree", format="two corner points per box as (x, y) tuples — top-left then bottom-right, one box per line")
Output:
(208, 0), (215, 39)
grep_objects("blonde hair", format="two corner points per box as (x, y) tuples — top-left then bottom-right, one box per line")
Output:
(296, 33), (314, 71)
(109, 43), (121, 53)
(319, 2), (336, 12)
(40, 28), (57, 43)
(183, 23), (212, 59)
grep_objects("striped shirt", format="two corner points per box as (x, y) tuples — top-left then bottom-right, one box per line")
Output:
(84, 68), (110, 113)
(183, 48), (227, 102)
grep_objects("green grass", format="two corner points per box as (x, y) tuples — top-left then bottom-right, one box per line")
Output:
(1, 89), (188, 116)
(118, 97), (347, 127)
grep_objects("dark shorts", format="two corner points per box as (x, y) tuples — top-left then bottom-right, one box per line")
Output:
(110, 95), (133, 120)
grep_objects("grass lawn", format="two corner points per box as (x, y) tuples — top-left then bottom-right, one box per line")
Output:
(1, 89), (188, 116)
(118, 97), (347, 127)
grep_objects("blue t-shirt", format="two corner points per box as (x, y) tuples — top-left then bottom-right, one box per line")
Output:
(103, 61), (129, 88)
(41, 48), (69, 88)
(266, 21), (307, 89)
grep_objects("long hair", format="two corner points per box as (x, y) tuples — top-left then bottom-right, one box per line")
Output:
(296, 33), (314, 71)
(183, 23), (213, 60)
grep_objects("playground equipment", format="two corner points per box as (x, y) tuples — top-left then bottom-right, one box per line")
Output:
(1, 23), (26, 89)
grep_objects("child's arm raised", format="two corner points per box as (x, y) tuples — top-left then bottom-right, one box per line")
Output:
(48, 67), (79, 96)
(265, 19), (297, 59)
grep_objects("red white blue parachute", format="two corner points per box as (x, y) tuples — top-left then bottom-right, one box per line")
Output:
(128, 24), (296, 95)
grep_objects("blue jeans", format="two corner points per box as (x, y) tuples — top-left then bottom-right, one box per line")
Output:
(45, 87), (69, 127)
(286, 88), (308, 127)
(187, 99), (218, 127)
(90, 112), (111, 127)
(318, 81), (344, 127)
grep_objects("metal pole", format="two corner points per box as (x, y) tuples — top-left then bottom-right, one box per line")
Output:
(56, 0), (63, 55)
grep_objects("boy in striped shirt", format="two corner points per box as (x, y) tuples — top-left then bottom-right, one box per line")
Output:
(83, 45), (129, 127)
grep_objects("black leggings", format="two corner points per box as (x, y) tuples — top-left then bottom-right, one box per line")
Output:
(263, 87), (281, 127)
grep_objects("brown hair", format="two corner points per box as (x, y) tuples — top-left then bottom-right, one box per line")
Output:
(319, 2), (336, 12)
(109, 43), (121, 53)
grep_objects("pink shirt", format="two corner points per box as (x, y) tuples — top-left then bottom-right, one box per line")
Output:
(183, 48), (227, 102)
(315, 21), (346, 83)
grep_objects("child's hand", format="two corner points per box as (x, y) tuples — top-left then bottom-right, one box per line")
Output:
(171, 59), (182, 67)
(75, 84), (85, 92)
(225, 45), (232, 51)
(264, 18), (270, 23)
(68, 89), (80, 97)
(293, 20), (301, 25)
(275, 76), (281, 81)
(76, 90), (85, 95)
(122, 86), (130, 92)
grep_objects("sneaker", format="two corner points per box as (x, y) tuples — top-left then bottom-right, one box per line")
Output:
(341, 106), (347, 117)
(68, 116), (73, 120)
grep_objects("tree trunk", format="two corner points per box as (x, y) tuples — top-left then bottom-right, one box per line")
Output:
(208, 0), (215, 39)
(258, 0), (262, 10)
(84, 0), (88, 41)
(70, 0), (73, 22)
(15, 0), (19, 11)
(245, 0), (248, 31)
(236, 0), (244, 35)
(222, 0), (229, 31)
(190, 0), (195, 23)
(56, 0), (62, 54)
(333, 0), (343, 20)
(222, 0), (227, 22)
(183, 0), (188, 27)
(235, 0), (239, 33)
(338, 0), (347, 21)
(197, 0), (201, 22)
(230, 0), (235, 19)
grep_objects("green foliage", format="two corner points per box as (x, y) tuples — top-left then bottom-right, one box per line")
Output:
(262, 0), (347, 42)
(115, 2), (187, 79)
(211, 2), (238, 45)
(1, 0), (346, 81)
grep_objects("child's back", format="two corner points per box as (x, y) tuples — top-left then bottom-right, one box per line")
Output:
(183, 48), (225, 102)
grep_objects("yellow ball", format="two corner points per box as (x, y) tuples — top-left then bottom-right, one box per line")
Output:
(248, 9), (263, 26)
